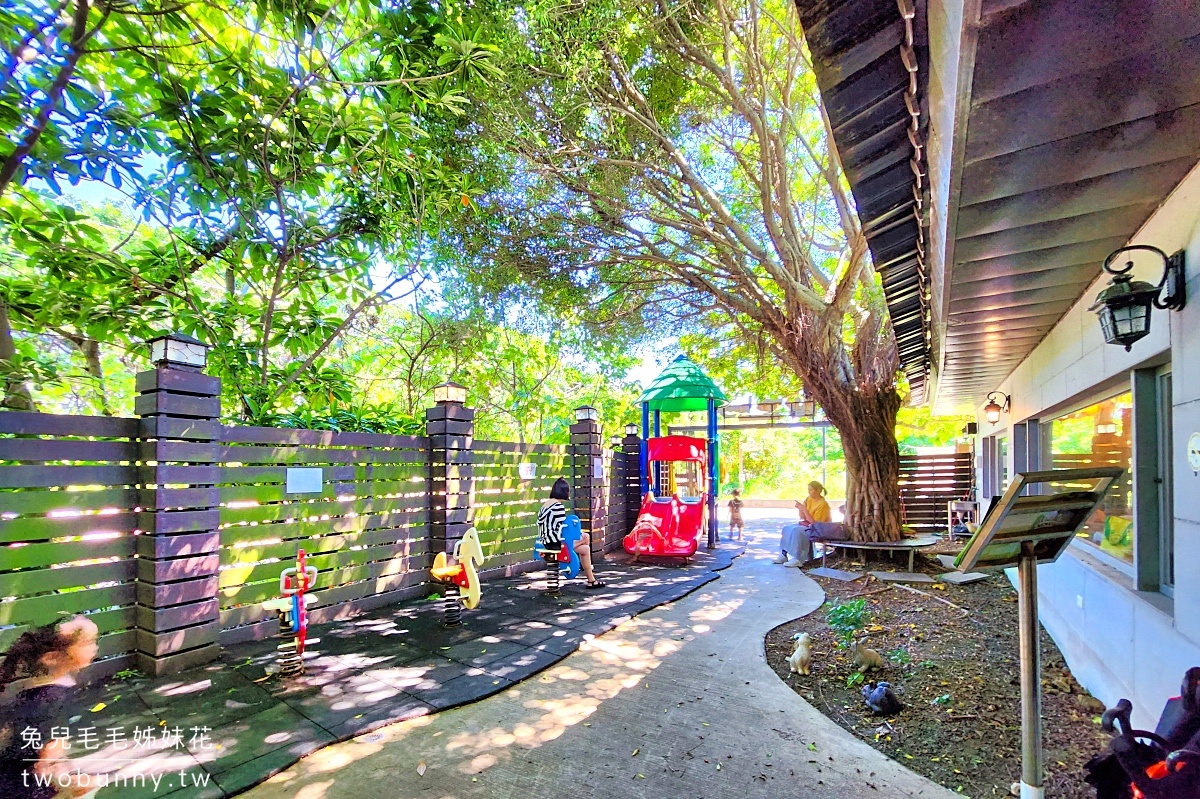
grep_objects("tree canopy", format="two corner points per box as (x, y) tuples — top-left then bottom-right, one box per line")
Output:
(442, 0), (908, 540)
(1, 0), (503, 416)
(0, 0), (962, 526)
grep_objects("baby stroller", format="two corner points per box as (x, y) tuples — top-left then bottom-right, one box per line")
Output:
(1086, 668), (1200, 798)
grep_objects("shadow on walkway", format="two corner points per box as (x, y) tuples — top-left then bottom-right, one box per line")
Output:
(236, 516), (959, 799)
(54, 544), (742, 799)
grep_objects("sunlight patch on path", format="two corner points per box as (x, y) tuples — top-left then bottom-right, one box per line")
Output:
(245, 523), (959, 799)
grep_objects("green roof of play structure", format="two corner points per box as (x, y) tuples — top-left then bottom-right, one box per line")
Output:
(637, 355), (728, 412)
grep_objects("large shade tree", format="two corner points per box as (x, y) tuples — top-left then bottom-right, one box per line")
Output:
(454, 0), (905, 540)
(0, 0), (501, 418)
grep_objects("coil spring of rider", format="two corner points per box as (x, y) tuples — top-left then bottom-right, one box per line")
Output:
(276, 612), (303, 676)
(443, 585), (463, 627)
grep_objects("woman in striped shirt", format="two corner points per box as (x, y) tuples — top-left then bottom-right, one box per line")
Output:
(538, 477), (605, 588)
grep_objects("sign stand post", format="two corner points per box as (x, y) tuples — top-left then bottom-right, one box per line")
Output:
(955, 466), (1124, 799)
(1016, 543), (1043, 799)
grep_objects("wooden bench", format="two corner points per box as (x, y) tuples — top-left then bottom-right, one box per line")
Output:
(823, 535), (940, 572)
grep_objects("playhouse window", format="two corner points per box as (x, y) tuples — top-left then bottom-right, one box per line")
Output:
(662, 460), (703, 499)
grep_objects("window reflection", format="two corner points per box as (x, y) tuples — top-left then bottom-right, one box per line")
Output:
(1048, 392), (1133, 563)
(998, 436), (1009, 491)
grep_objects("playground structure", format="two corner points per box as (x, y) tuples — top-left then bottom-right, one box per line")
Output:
(534, 513), (583, 595)
(262, 549), (318, 677)
(624, 436), (710, 561)
(625, 355), (727, 557)
(430, 527), (486, 626)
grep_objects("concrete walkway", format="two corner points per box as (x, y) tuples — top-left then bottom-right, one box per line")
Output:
(244, 514), (958, 799)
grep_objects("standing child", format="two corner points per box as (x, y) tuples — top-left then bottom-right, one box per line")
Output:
(727, 489), (744, 540)
(0, 616), (100, 799)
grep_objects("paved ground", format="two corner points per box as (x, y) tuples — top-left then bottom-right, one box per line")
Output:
(241, 513), (959, 799)
(60, 543), (740, 799)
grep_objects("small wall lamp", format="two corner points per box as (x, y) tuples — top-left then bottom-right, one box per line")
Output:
(984, 392), (1010, 425)
(574, 405), (599, 422)
(1089, 245), (1187, 351)
(625, 423), (640, 437)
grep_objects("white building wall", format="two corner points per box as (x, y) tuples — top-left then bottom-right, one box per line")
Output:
(972, 162), (1200, 728)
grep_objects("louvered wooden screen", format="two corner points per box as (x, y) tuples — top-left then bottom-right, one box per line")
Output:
(898, 452), (975, 535)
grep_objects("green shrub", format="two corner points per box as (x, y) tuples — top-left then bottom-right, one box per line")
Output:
(825, 598), (872, 649)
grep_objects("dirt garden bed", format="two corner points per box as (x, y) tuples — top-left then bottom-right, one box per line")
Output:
(764, 545), (1110, 799)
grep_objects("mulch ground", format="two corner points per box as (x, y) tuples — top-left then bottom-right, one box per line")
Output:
(764, 543), (1110, 799)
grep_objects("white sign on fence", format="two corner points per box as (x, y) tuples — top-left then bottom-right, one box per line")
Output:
(286, 467), (324, 494)
(593, 456), (604, 479)
(518, 462), (537, 480)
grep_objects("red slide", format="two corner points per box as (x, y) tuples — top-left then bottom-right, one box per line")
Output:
(623, 493), (701, 560)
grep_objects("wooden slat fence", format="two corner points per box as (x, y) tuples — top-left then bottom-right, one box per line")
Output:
(0, 413), (141, 674)
(216, 425), (431, 643)
(0, 405), (609, 671)
(472, 440), (570, 572)
(606, 448), (641, 551)
(898, 452), (974, 535)
(619, 449), (642, 538)
(602, 447), (625, 552)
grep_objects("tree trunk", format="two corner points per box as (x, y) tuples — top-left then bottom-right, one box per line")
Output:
(783, 325), (903, 543)
(832, 389), (904, 542)
(80, 338), (111, 416)
(0, 300), (36, 411)
(60, 332), (112, 415)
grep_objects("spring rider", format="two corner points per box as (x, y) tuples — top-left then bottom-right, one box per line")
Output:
(430, 527), (486, 627)
(261, 549), (318, 677)
(533, 513), (582, 596)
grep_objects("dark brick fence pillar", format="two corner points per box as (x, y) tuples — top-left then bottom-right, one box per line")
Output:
(134, 334), (222, 676)
(427, 382), (475, 557)
(570, 406), (604, 560)
(621, 428), (642, 534)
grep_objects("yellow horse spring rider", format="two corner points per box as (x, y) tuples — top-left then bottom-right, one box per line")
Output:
(430, 527), (486, 627)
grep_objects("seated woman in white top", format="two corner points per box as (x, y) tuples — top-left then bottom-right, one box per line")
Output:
(537, 477), (606, 588)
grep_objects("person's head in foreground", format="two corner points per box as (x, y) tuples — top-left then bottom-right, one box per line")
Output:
(0, 616), (99, 692)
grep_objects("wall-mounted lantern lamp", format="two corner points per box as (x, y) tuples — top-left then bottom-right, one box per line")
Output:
(983, 392), (1010, 425)
(574, 405), (599, 422)
(149, 332), (208, 371)
(625, 423), (640, 437)
(433, 380), (467, 405)
(1096, 422), (1118, 435)
(1089, 245), (1186, 351)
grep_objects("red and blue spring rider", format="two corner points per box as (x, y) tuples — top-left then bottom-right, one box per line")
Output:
(534, 513), (582, 595)
(262, 549), (318, 677)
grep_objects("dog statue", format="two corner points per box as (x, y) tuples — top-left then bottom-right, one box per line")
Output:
(787, 632), (812, 676)
(862, 681), (903, 715)
(852, 639), (885, 672)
